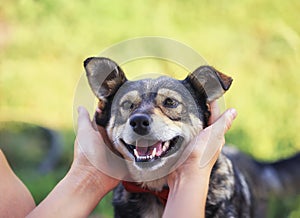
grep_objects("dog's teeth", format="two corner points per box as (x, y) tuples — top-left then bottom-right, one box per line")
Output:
(163, 141), (170, 152)
(152, 148), (157, 157)
(134, 149), (139, 157)
(135, 151), (156, 161)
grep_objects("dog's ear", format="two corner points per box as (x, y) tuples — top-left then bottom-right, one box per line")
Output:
(186, 66), (233, 102)
(84, 57), (127, 126)
(84, 57), (127, 101)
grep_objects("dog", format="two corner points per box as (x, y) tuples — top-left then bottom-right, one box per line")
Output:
(84, 57), (300, 218)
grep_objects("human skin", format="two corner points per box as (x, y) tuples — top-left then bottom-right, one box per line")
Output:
(0, 102), (236, 218)
(164, 102), (237, 218)
(26, 107), (120, 218)
(0, 150), (36, 218)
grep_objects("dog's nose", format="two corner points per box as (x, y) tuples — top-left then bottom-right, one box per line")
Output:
(129, 114), (152, 135)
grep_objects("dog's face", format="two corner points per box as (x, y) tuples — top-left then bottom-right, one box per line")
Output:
(84, 57), (232, 180)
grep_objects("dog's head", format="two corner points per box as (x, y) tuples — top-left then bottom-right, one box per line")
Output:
(84, 57), (232, 180)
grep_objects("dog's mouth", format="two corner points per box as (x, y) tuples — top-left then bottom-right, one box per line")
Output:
(120, 136), (184, 162)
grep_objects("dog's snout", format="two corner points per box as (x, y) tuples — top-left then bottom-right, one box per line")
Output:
(129, 114), (152, 135)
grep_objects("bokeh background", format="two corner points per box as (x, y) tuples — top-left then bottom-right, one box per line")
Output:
(0, 0), (300, 217)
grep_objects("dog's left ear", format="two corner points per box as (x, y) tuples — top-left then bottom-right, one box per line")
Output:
(186, 66), (233, 102)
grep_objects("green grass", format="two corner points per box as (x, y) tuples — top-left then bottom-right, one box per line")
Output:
(0, 0), (300, 217)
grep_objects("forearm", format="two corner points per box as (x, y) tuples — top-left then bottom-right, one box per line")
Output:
(0, 150), (36, 218)
(26, 166), (107, 218)
(163, 169), (211, 218)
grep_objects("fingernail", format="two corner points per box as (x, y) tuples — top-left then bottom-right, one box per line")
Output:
(229, 108), (237, 119)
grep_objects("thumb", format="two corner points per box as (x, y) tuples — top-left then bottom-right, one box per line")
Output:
(198, 108), (237, 168)
(77, 106), (94, 132)
(211, 108), (237, 135)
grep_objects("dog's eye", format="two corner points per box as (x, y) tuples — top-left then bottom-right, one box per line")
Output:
(163, 98), (179, 108)
(121, 100), (134, 110)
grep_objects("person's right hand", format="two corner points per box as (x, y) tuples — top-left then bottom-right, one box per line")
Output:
(164, 102), (237, 218)
(167, 101), (237, 186)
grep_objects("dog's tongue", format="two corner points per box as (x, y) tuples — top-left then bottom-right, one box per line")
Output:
(136, 139), (163, 156)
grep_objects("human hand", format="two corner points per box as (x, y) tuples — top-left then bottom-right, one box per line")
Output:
(26, 107), (126, 218)
(70, 106), (125, 195)
(164, 102), (237, 218)
(195, 101), (237, 169)
(168, 101), (237, 185)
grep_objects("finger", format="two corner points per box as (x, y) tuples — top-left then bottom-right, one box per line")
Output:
(190, 108), (237, 157)
(208, 100), (221, 125)
(77, 106), (94, 132)
(211, 108), (237, 135)
(199, 108), (237, 168)
(97, 125), (115, 149)
(91, 118), (99, 131)
(92, 111), (114, 148)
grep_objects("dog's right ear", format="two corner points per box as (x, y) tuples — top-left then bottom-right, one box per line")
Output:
(84, 57), (127, 101)
(84, 57), (127, 126)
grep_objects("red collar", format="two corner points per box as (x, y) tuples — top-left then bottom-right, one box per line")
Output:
(122, 181), (169, 206)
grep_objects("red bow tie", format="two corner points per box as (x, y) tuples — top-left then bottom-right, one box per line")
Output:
(122, 181), (169, 206)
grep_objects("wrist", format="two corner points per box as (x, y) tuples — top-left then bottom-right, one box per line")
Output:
(27, 165), (105, 218)
(56, 166), (105, 217)
(165, 166), (211, 218)
(68, 164), (108, 197)
(168, 165), (212, 190)
(69, 162), (120, 196)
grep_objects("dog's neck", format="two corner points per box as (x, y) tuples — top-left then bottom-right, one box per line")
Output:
(125, 153), (232, 192)
(122, 181), (169, 206)
(120, 154), (234, 209)
(139, 177), (169, 191)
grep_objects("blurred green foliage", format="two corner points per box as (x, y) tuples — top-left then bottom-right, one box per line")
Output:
(0, 0), (300, 217)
